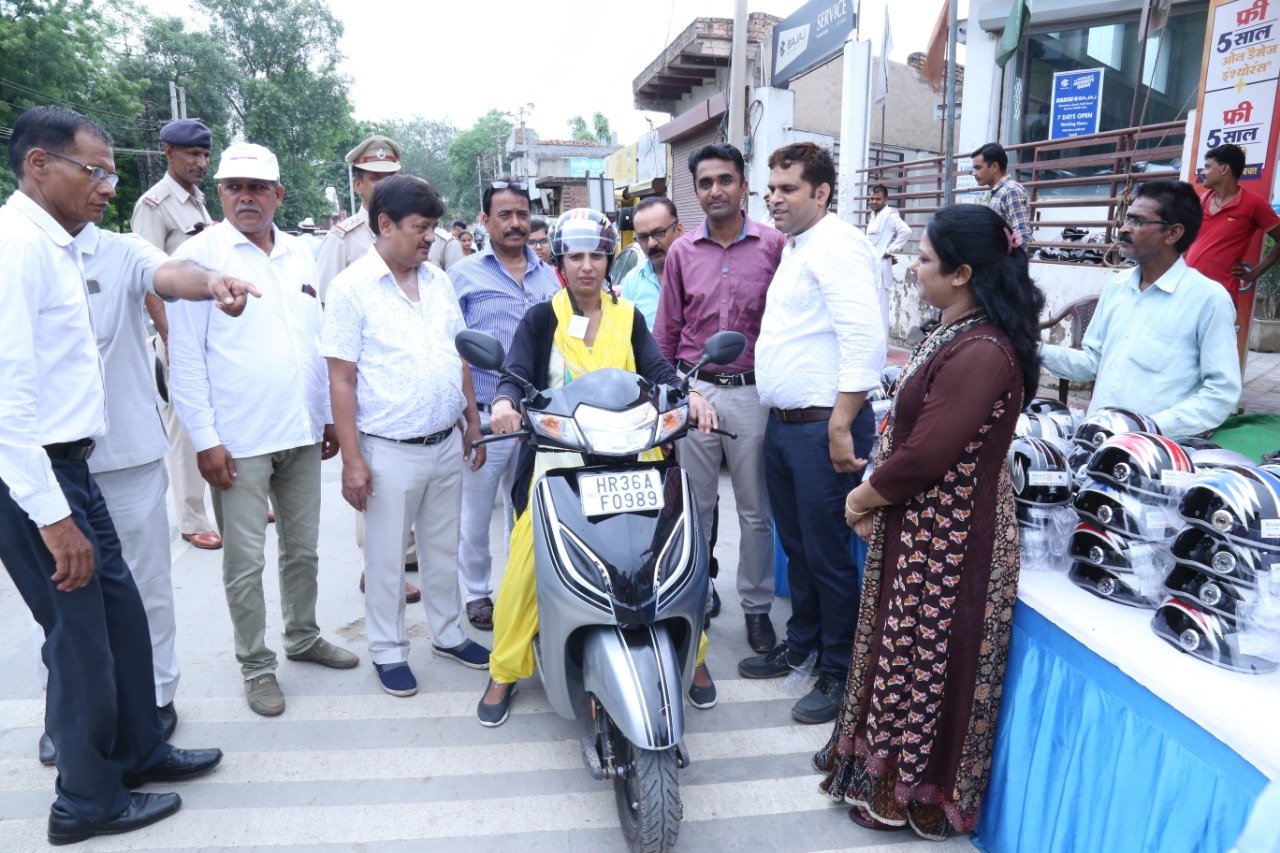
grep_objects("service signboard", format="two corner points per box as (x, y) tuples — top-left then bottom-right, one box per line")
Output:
(771, 0), (856, 87)
(1049, 68), (1105, 139)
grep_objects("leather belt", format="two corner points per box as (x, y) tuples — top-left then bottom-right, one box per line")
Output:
(364, 427), (453, 446)
(770, 407), (833, 424)
(677, 359), (755, 387)
(44, 438), (96, 461)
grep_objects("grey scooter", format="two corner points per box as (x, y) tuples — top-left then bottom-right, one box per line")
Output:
(456, 330), (745, 853)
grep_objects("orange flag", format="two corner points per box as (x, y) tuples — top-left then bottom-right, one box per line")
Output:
(922, 0), (951, 92)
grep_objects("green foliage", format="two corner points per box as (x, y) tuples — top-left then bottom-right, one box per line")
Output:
(0, 0), (145, 226)
(447, 109), (512, 221)
(567, 112), (612, 145)
(372, 115), (458, 208)
(194, 0), (357, 227)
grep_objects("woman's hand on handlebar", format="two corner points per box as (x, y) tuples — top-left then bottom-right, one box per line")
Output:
(490, 399), (523, 436)
(690, 393), (718, 435)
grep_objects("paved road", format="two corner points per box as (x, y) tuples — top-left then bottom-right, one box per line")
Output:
(0, 461), (976, 852)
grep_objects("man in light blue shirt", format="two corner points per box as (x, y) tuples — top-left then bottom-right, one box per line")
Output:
(1041, 180), (1241, 438)
(619, 196), (683, 329)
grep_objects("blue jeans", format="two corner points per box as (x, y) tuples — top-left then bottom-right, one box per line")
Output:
(764, 404), (876, 678)
(0, 459), (168, 819)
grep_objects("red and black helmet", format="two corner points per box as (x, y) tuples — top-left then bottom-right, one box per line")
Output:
(1085, 432), (1194, 499)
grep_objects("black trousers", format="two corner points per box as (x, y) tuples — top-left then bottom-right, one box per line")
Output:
(764, 404), (876, 678)
(0, 458), (168, 819)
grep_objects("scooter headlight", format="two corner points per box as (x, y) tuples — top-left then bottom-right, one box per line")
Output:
(528, 411), (585, 447)
(575, 403), (658, 455)
(654, 405), (689, 444)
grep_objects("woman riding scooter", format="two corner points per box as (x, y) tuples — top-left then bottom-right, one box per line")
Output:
(477, 208), (719, 726)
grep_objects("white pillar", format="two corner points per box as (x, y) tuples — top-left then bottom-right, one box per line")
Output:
(838, 38), (873, 226)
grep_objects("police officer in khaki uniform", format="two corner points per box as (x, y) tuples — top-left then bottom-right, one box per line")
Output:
(131, 119), (222, 551)
(318, 135), (462, 303)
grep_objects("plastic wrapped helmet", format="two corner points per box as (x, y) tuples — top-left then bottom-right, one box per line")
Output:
(1073, 407), (1160, 449)
(1085, 432), (1194, 499)
(1008, 437), (1073, 507)
(551, 208), (618, 267)
(1187, 447), (1257, 470)
(881, 364), (903, 395)
(1070, 521), (1145, 574)
(1073, 479), (1181, 541)
(1026, 397), (1078, 436)
(1179, 437), (1221, 451)
(1163, 563), (1261, 619)
(1170, 526), (1268, 583)
(1151, 595), (1278, 674)
(1016, 412), (1073, 442)
(1178, 465), (1280, 553)
(1069, 560), (1162, 608)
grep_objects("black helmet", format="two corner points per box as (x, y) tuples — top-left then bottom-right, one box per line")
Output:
(1163, 563), (1259, 619)
(1170, 526), (1267, 583)
(1073, 407), (1160, 450)
(1151, 596), (1277, 674)
(1178, 465), (1280, 553)
(1016, 412), (1073, 442)
(1085, 432), (1195, 499)
(1008, 437), (1073, 507)
(1074, 479), (1181, 542)
(1068, 561), (1161, 608)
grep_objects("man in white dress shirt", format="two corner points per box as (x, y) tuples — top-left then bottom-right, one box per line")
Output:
(742, 142), (886, 726)
(323, 175), (491, 696)
(0, 105), (228, 845)
(168, 142), (359, 717)
(865, 184), (913, 335)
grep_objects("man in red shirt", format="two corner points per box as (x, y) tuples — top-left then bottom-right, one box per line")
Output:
(1185, 143), (1280, 320)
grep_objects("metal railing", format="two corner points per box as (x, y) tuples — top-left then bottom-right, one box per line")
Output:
(859, 120), (1188, 259)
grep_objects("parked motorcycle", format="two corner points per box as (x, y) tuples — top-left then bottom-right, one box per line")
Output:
(455, 328), (746, 853)
(1035, 226), (1107, 264)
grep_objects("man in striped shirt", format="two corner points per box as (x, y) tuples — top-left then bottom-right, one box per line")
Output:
(449, 178), (560, 630)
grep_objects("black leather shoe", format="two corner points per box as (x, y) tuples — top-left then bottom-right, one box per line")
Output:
(38, 732), (55, 766)
(48, 792), (181, 846)
(123, 746), (223, 787)
(157, 702), (177, 741)
(745, 613), (777, 654)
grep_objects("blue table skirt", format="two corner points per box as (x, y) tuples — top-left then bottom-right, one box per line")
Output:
(974, 604), (1268, 853)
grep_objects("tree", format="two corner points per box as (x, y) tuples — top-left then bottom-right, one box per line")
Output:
(447, 109), (512, 221)
(0, 0), (145, 226)
(373, 115), (458, 208)
(567, 112), (612, 145)
(193, 0), (357, 227)
(116, 14), (238, 210)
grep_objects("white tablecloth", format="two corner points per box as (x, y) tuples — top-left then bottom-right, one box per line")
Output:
(1016, 570), (1280, 778)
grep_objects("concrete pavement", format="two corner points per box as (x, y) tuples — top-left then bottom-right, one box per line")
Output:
(0, 460), (975, 852)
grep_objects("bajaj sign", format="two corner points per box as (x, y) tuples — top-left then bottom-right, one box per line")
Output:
(771, 0), (856, 87)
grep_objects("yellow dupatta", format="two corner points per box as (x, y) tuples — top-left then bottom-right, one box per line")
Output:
(551, 287), (636, 378)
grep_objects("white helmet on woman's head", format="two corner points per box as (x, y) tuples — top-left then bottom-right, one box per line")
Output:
(551, 208), (618, 272)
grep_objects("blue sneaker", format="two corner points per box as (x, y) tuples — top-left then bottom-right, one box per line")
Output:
(374, 662), (418, 697)
(431, 639), (490, 670)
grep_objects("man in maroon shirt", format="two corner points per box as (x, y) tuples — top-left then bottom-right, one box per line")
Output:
(1186, 143), (1280, 322)
(654, 143), (787, 655)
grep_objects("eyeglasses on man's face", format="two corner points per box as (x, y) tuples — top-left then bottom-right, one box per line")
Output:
(1122, 214), (1171, 228)
(45, 150), (119, 188)
(634, 222), (678, 244)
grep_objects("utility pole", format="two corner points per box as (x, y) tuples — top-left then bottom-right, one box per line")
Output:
(942, 1), (959, 206)
(727, 0), (748, 154)
(142, 101), (156, 190)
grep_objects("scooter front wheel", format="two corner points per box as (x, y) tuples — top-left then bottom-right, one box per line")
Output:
(613, 731), (682, 853)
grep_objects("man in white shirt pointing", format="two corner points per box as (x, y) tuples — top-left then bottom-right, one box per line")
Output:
(169, 141), (358, 717)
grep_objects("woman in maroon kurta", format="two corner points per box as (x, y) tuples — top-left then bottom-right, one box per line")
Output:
(815, 205), (1046, 841)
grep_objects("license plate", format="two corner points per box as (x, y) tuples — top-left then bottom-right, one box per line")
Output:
(578, 470), (664, 517)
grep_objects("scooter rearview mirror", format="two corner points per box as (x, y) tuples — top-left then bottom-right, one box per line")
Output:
(455, 330), (505, 371)
(701, 331), (747, 367)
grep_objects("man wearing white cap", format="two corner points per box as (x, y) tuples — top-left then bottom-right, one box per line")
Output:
(168, 142), (359, 716)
